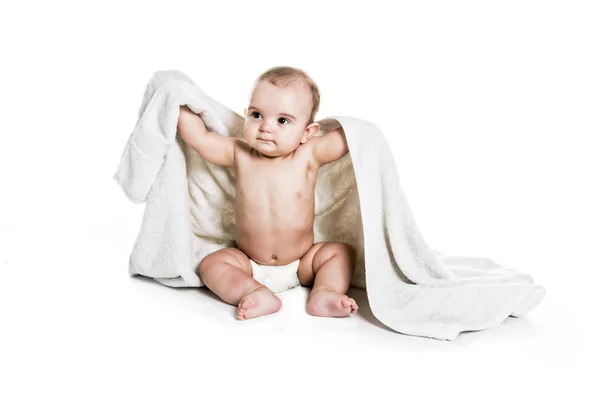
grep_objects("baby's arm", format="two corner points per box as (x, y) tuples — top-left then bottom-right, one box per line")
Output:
(177, 105), (236, 167)
(312, 127), (349, 167)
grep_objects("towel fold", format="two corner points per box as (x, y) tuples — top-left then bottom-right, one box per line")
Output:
(114, 70), (545, 340)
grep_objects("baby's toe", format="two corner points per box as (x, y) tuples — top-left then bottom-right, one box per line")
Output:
(237, 298), (252, 320)
(341, 297), (352, 309)
(240, 297), (253, 310)
(349, 298), (358, 313)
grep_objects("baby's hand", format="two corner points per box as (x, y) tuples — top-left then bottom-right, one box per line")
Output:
(179, 105), (192, 118)
(178, 106), (209, 138)
(176, 105), (236, 168)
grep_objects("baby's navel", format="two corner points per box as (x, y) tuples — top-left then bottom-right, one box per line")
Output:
(271, 254), (277, 260)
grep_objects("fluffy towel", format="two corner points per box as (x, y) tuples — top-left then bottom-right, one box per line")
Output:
(114, 70), (545, 341)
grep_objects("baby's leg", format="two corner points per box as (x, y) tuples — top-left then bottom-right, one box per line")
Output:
(198, 248), (282, 320)
(297, 242), (358, 317)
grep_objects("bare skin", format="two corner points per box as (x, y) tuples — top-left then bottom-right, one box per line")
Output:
(177, 78), (358, 320)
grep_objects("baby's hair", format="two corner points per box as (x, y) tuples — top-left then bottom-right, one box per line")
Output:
(254, 66), (321, 124)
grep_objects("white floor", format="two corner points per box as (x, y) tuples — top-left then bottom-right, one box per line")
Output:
(0, 203), (593, 399)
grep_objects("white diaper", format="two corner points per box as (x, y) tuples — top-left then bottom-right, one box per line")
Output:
(250, 259), (301, 293)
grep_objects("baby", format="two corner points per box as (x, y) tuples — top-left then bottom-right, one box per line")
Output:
(176, 66), (358, 320)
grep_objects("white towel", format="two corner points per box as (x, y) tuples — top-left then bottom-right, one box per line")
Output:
(114, 70), (545, 341)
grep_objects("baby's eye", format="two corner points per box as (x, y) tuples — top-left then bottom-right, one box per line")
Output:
(251, 111), (261, 119)
(278, 117), (290, 125)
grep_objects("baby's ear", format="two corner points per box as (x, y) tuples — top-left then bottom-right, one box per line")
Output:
(243, 108), (247, 116)
(301, 122), (320, 143)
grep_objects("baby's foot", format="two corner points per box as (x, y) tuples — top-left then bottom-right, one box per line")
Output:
(306, 287), (358, 317)
(237, 287), (282, 320)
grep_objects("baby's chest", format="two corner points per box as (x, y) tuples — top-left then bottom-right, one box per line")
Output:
(237, 167), (311, 200)
(235, 159), (315, 203)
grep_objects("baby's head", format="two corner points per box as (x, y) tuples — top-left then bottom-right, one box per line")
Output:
(243, 66), (321, 158)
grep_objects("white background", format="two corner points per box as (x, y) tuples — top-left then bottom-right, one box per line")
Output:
(1, 0), (598, 398)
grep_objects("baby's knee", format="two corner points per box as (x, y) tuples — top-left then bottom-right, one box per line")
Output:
(321, 242), (356, 266)
(333, 242), (356, 262)
(343, 243), (357, 269)
(197, 250), (231, 279)
(197, 256), (216, 281)
(197, 248), (251, 280)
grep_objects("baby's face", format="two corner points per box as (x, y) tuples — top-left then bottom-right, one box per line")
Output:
(243, 79), (318, 157)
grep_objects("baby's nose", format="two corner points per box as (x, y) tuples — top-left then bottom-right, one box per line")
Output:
(259, 122), (272, 132)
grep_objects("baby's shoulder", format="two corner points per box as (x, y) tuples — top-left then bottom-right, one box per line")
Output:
(297, 139), (321, 171)
(232, 139), (253, 165)
(233, 138), (251, 153)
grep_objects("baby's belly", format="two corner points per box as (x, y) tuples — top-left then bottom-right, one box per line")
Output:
(235, 213), (315, 266)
